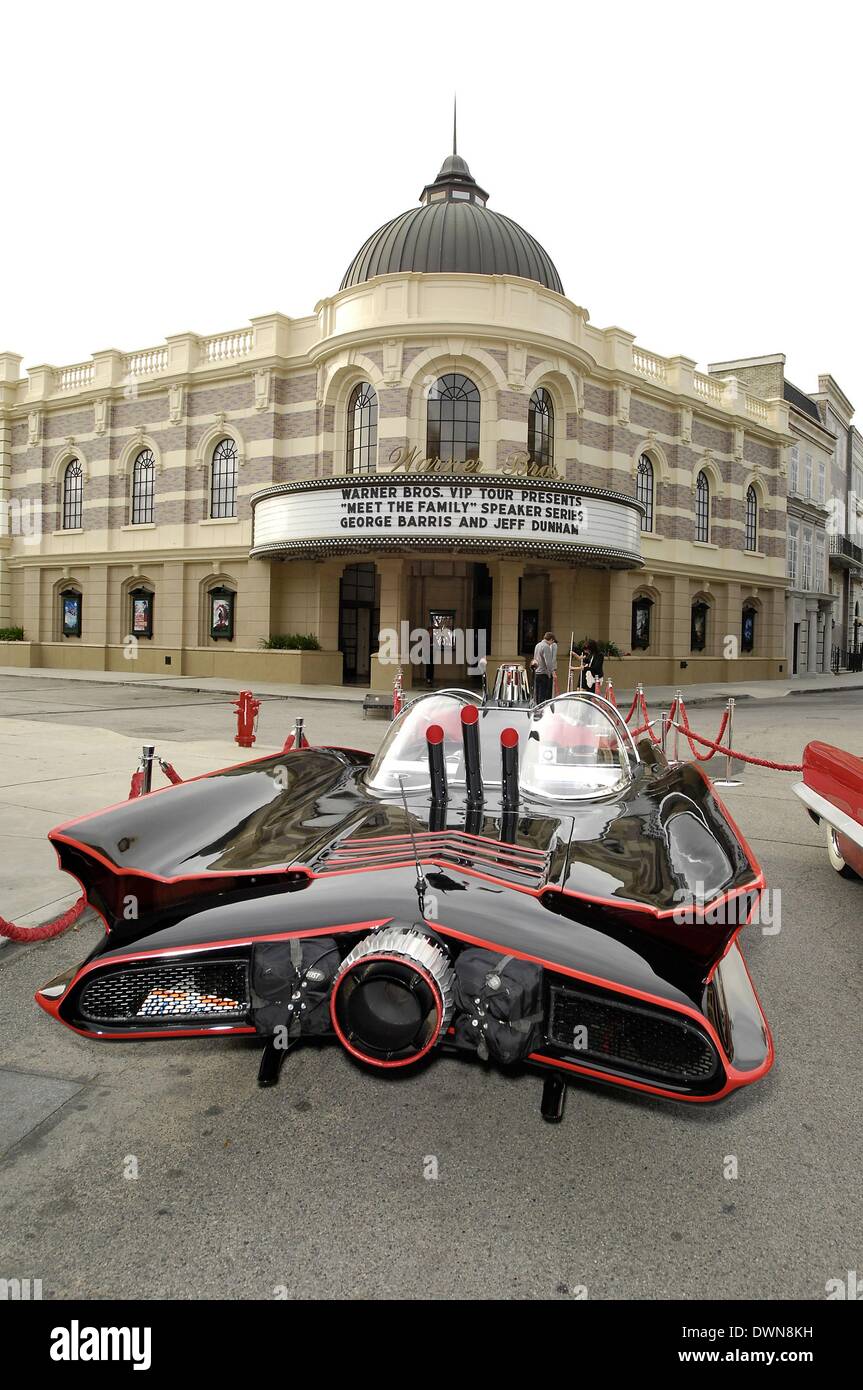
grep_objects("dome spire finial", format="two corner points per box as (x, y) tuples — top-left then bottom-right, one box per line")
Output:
(421, 105), (489, 207)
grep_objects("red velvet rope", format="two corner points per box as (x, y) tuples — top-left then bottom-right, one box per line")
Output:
(668, 722), (802, 771)
(638, 693), (802, 771)
(623, 692), (640, 723)
(673, 703), (730, 762)
(0, 895), (88, 942)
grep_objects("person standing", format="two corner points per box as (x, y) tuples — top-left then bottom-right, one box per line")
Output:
(579, 639), (604, 692)
(531, 631), (558, 704)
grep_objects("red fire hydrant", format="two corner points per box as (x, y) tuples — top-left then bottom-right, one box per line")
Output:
(233, 689), (261, 748)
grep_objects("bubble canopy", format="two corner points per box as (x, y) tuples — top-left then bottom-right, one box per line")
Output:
(365, 692), (637, 800)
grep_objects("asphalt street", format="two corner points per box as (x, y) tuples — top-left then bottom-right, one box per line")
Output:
(0, 676), (861, 1300)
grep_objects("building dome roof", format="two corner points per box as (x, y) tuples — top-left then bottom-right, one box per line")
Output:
(340, 150), (564, 296)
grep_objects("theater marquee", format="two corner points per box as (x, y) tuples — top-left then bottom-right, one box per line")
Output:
(250, 476), (644, 567)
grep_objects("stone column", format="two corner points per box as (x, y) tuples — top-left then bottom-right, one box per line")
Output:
(370, 555), (409, 691)
(807, 606), (819, 674)
(606, 570), (633, 654)
(160, 561), (186, 673)
(549, 567), (575, 689)
(313, 560), (342, 653)
(488, 558), (524, 685)
(87, 564), (110, 659)
(670, 574), (692, 683)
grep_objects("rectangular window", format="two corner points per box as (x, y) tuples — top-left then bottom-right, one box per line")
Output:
(816, 536), (825, 591)
(787, 523), (798, 582)
(804, 453), (813, 499)
(788, 444), (799, 495)
(802, 529), (812, 590)
(818, 461), (826, 504)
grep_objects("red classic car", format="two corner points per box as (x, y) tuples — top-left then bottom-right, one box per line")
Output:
(793, 741), (863, 879)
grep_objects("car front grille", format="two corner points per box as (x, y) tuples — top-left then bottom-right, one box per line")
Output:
(547, 984), (720, 1086)
(78, 958), (250, 1025)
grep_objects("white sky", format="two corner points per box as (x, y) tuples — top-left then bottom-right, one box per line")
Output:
(2, 0), (860, 408)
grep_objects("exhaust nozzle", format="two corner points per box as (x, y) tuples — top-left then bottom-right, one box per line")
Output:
(500, 727), (520, 812)
(426, 723), (448, 805)
(460, 705), (484, 808)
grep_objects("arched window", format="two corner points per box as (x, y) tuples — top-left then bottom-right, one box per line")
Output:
(695, 470), (710, 543)
(631, 595), (653, 650)
(691, 599), (709, 652)
(745, 485), (758, 551)
(346, 382), (378, 474)
(527, 388), (554, 469)
(62, 460), (83, 530)
(741, 604), (756, 654)
(210, 438), (238, 518)
(636, 454), (654, 532)
(426, 373), (480, 463)
(131, 448), (155, 525)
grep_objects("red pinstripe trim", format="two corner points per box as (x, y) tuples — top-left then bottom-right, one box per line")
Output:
(311, 855), (763, 921)
(528, 1042), (773, 1103)
(429, 916), (774, 1094)
(36, 918), (393, 1038)
(33, 988), (257, 1040)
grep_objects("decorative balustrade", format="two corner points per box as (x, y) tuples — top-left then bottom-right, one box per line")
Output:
(693, 372), (722, 404)
(57, 362), (95, 391)
(631, 347), (667, 384)
(745, 393), (769, 422)
(41, 323), (779, 437)
(124, 347), (168, 378)
(200, 329), (254, 363)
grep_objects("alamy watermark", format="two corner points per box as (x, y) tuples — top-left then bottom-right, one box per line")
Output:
(377, 621), (486, 672)
(0, 497), (43, 545)
(672, 884), (781, 935)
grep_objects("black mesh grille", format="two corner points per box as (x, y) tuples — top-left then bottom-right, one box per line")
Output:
(548, 985), (719, 1085)
(78, 959), (249, 1025)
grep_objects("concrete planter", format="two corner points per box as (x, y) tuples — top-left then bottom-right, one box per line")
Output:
(0, 640), (34, 667)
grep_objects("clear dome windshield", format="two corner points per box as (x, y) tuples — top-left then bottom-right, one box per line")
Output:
(520, 696), (632, 800)
(366, 693), (480, 793)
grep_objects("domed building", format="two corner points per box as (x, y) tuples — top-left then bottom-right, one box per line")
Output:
(340, 151), (564, 295)
(0, 142), (792, 691)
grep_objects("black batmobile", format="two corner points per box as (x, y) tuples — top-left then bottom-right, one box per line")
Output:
(37, 688), (773, 1121)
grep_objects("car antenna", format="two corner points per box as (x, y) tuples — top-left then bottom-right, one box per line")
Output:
(398, 775), (428, 914)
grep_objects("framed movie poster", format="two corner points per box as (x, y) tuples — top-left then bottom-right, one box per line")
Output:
(61, 589), (82, 638)
(631, 596), (652, 650)
(520, 608), (539, 655)
(209, 586), (235, 641)
(742, 605), (756, 654)
(429, 609), (455, 655)
(130, 587), (154, 640)
(690, 600), (709, 653)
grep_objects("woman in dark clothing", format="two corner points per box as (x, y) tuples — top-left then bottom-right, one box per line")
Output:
(577, 639), (604, 692)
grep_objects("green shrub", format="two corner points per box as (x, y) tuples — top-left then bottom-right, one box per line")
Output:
(0, 626), (25, 642)
(259, 633), (321, 651)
